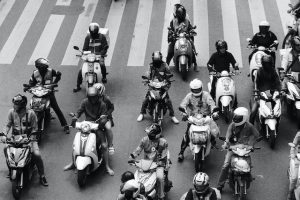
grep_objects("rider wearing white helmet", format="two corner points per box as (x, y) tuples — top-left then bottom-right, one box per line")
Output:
(117, 179), (147, 200)
(217, 107), (260, 193)
(177, 79), (220, 162)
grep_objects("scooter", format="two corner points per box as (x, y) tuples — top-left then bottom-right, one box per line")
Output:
(142, 75), (173, 125)
(208, 70), (239, 123)
(168, 25), (197, 81)
(253, 90), (281, 149)
(179, 188), (221, 200)
(0, 132), (37, 200)
(23, 83), (57, 144)
(69, 113), (105, 187)
(179, 107), (220, 172)
(219, 136), (263, 200)
(288, 142), (300, 200)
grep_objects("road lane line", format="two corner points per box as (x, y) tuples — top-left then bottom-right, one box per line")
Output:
(0, 0), (16, 28)
(56, 0), (72, 6)
(248, 0), (267, 34)
(61, 0), (98, 66)
(104, 0), (126, 66)
(221, 0), (243, 67)
(193, 0), (209, 67)
(0, 0), (43, 64)
(127, 0), (153, 67)
(28, 15), (65, 65)
(275, 0), (291, 36)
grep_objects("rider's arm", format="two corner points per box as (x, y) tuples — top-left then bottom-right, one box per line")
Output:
(103, 95), (114, 116)
(248, 123), (260, 146)
(203, 92), (217, 114)
(210, 189), (218, 200)
(179, 93), (191, 113)
(82, 35), (90, 51)
(76, 99), (86, 119)
(250, 33), (258, 46)
(4, 109), (14, 136)
(207, 53), (216, 72)
(99, 35), (108, 56)
(225, 123), (233, 144)
(52, 69), (61, 84)
(132, 137), (146, 158)
(291, 132), (300, 158)
(270, 32), (278, 49)
(29, 73), (37, 87)
(281, 49), (292, 72)
(228, 52), (238, 70)
(184, 189), (194, 200)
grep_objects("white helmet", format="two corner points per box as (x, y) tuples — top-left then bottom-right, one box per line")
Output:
(232, 107), (249, 126)
(190, 79), (203, 97)
(259, 20), (270, 34)
(193, 172), (209, 194)
(259, 20), (270, 27)
(121, 179), (140, 198)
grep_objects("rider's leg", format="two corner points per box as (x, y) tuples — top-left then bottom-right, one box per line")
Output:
(288, 159), (299, 199)
(210, 76), (217, 100)
(178, 123), (191, 161)
(217, 151), (233, 191)
(137, 92), (150, 121)
(49, 94), (69, 134)
(166, 42), (175, 65)
(73, 69), (82, 92)
(156, 166), (165, 199)
(105, 121), (114, 154)
(97, 130), (114, 175)
(31, 141), (48, 186)
(249, 100), (259, 125)
(100, 57), (107, 83)
(165, 94), (179, 124)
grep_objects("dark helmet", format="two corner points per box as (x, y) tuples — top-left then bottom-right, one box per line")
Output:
(215, 40), (228, 51)
(291, 36), (300, 52)
(121, 171), (135, 183)
(87, 86), (99, 104)
(174, 4), (186, 22)
(89, 22), (99, 39)
(35, 58), (49, 71)
(259, 20), (270, 34)
(261, 54), (274, 70)
(145, 123), (162, 140)
(152, 51), (163, 66)
(12, 94), (27, 108)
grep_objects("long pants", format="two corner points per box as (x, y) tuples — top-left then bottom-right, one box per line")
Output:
(249, 100), (259, 125)
(289, 158), (300, 192)
(156, 167), (165, 198)
(217, 151), (233, 187)
(49, 93), (67, 127)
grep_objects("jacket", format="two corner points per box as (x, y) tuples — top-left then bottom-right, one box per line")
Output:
(147, 62), (172, 82)
(76, 98), (108, 121)
(29, 68), (61, 86)
(83, 33), (108, 56)
(207, 51), (237, 72)
(255, 67), (281, 92)
(184, 188), (218, 200)
(250, 31), (278, 49)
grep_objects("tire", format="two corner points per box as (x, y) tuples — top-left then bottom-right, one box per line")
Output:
(224, 106), (232, 123)
(194, 149), (203, 172)
(77, 168), (88, 187)
(180, 62), (188, 81)
(153, 104), (159, 124)
(282, 31), (293, 49)
(12, 179), (21, 200)
(236, 185), (246, 200)
(268, 128), (276, 149)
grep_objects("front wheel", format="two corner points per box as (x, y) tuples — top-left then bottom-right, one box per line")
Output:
(296, 109), (300, 129)
(153, 103), (160, 124)
(77, 168), (88, 187)
(223, 106), (232, 123)
(268, 128), (276, 149)
(179, 62), (188, 81)
(12, 179), (21, 200)
(194, 149), (203, 172)
(237, 186), (246, 200)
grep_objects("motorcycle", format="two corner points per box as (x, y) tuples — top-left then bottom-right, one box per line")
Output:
(179, 188), (221, 200)
(0, 132), (38, 200)
(219, 136), (263, 200)
(69, 113), (105, 187)
(288, 142), (300, 200)
(23, 83), (57, 144)
(142, 75), (173, 125)
(179, 107), (220, 172)
(208, 70), (239, 123)
(168, 25), (197, 81)
(247, 38), (278, 82)
(252, 90), (282, 149)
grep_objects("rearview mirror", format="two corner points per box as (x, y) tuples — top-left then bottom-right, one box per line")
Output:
(219, 136), (226, 141)
(141, 76), (148, 79)
(69, 112), (75, 117)
(246, 38), (251, 42)
(289, 143), (296, 147)
(178, 107), (186, 113)
(212, 107), (220, 113)
(193, 25), (197, 29)
(73, 46), (79, 50)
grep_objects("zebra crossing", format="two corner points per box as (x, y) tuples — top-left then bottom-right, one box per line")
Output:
(0, 0), (292, 68)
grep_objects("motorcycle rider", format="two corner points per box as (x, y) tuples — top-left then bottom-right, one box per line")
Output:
(118, 171), (146, 199)
(27, 58), (70, 134)
(130, 123), (170, 200)
(216, 107), (260, 193)
(177, 78), (220, 162)
(1, 94), (48, 186)
(183, 172), (218, 200)
(93, 83), (115, 154)
(207, 40), (239, 104)
(287, 131), (300, 200)
(117, 179), (147, 200)
(248, 21), (278, 64)
(137, 51), (179, 124)
(64, 86), (114, 175)
(249, 54), (282, 125)
(73, 22), (109, 92)
(166, 3), (198, 71)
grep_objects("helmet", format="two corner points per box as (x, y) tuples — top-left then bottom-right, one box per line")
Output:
(87, 86), (99, 104)
(174, 4), (186, 22)
(232, 107), (249, 126)
(122, 179), (140, 199)
(261, 54), (274, 70)
(35, 58), (49, 71)
(291, 36), (300, 52)
(193, 172), (209, 194)
(152, 51), (163, 66)
(215, 40), (228, 51)
(146, 123), (162, 140)
(12, 94), (27, 107)
(259, 20), (270, 34)
(121, 171), (135, 183)
(93, 83), (105, 96)
(189, 79), (203, 97)
(89, 22), (99, 39)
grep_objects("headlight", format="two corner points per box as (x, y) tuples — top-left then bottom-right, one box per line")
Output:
(17, 159), (25, 167)
(81, 123), (91, 133)
(87, 54), (96, 62)
(180, 44), (187, 51)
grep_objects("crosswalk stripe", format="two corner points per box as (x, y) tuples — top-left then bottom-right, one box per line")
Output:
(248, 0), (267, 34)
(221, 0), (243, 67)
(28, 15), (65, 65)
(105, 0), (126, 67)
(127, 0), (153, 67)
(193, 0), (209, 67)
(0, 0), (43, 64)
(275, 0), (291, 36)
(0, 0), (16, 28)
(56, 0), (72, 6)
(61, 0), (98, 66)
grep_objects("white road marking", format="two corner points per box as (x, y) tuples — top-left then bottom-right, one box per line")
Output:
(0, 0), (16, 28)
(248, 0), (267, 34)
(56, 0), (72, 6)
(275, 0), (292, 36)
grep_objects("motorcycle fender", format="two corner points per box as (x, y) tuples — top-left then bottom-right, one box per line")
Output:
(11, 170), (17, 180)
(76, 156), (91, 170)
(193, 145), (201, 154)
(295, 101), (300, 109)
(220, 96), (232, 107)
(81, 62), (88, 78)
(179, 55), (188, 67)
(265, 119), (277, 131)
(87, 73), (94, 84)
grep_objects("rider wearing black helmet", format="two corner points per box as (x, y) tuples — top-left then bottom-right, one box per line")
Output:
(137, 51), (179, 124)
(28, 58), (69, 134)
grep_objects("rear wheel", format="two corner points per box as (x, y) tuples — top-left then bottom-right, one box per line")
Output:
(223, 106), (232, 123)
(77, 168), (88, 187)
(153, 104), (160, 124)
(194, 149), (203, 172)
(268, 128), (276, 149)
(236, 185), (246, 200)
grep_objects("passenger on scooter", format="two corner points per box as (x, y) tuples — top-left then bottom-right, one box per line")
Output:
(207, 40), (239, 103)
(117, 179), (147, 200)
(216, 107), (260, 193)
(130, 123), (170, 200)
(166, 4), (198, 71)
(93, 83), (115, 154)
(73, 22), (109, 92)
(118, 171), (146, 199)
(1, 94), (48, 186)
(287, 131), (300, 200)
(248, 21), (278, 63)
(27, 58), (70, 134)
(177, 79), (220, 162)
(64, 86), (114, 175)
(249, 55), (281, 124)
(183, 172), (219, 200)
(137, 51), (179, 124)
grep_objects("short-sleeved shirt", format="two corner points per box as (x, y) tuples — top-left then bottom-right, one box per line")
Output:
(207, 51), (236, 72)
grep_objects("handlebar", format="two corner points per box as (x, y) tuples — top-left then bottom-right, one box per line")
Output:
(209, 71), (240, 77)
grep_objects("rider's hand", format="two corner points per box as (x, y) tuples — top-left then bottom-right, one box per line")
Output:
(221, 142), (228, 150)
(270, 47), (276, 52)
(212, 112), (219, 120)
(71, 117), (77, 128)
(182, 114), (188, 121)
(234, 66), (239, 71)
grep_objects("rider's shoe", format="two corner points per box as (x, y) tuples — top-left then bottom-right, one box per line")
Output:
(108, 146), (115, 155)
(63, 162), (75, 171)
(102, 77), (107, 84)
(73, 86), (81, 93)
(137, 114), (144, 122)
(40, 176), (49, 186)
(194, 63), (199, 72)
(64, 126), (70, 134)
(106, 167), (114, 176)
(178, 153), (184, 162)
(171, 116), (179, 124)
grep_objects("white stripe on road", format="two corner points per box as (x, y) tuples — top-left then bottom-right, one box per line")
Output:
(127, 0), (153, 67)
(56, 0), (72, 6)
(248, 0), (267, 34)
(193, 0), (209, 67)
(0, 0), (16, 28)
(0, 0), (43, 64)
(275, 0), (292, 36)
(28, 15), (65, 65)
(105, 0), (126, 66)
(61, 0), (98, 65)
(221, 0), (243, 67)
(161, 0), (180, 66)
